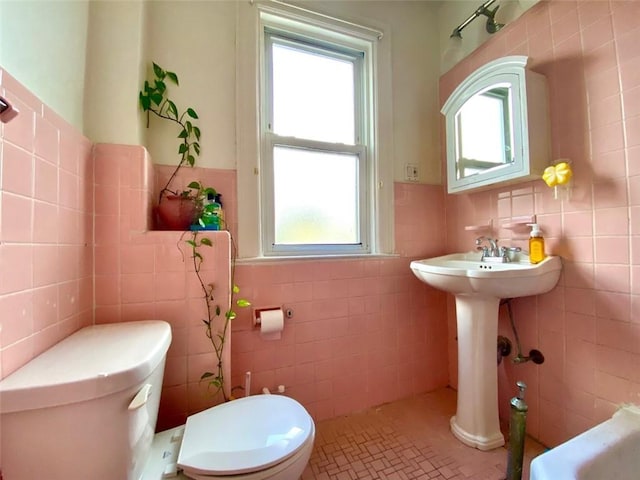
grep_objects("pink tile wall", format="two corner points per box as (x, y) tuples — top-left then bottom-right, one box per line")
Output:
(92, 144), (232, 430)
(0, 67), (93, 380)
(96, 146), (450, 426)
(229, 182), (449, 422)
(440, 0), (640, 447)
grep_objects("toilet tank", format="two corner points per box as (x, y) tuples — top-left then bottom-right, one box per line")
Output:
(0, 320), (171, 480)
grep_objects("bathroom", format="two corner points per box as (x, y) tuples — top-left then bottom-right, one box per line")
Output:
(1, 0), (639, 477)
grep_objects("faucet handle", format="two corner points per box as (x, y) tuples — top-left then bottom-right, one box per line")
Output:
(501, 246), (521, 253)
(499, 246), (522, 262)
(475, 236), (486, 246)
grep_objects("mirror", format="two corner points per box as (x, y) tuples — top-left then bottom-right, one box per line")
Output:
(442, 56), (550, 194)
(455, 84), (513, 179)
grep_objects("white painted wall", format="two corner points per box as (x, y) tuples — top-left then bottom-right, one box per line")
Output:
(84, 0), (147, 146)
(142, 0), (238, 170)
(0, 0), (89, 132)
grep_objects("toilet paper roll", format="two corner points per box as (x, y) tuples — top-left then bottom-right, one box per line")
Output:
(260, 309), (284, 340)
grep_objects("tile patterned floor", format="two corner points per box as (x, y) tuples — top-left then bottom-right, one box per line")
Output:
(302, 388), (545, 480)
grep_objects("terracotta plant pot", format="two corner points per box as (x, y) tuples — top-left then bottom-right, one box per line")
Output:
(155, 195), (197, 230)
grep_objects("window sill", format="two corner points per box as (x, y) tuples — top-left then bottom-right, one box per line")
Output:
(236, 253), (399, 264)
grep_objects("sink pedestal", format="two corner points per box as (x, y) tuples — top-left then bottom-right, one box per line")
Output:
(451, 294), (504, 451)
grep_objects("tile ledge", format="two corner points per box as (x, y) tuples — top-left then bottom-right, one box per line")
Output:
(237, 253), (400, 264)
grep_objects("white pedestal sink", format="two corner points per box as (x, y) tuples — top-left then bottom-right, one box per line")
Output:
(410, 252), (561, 450)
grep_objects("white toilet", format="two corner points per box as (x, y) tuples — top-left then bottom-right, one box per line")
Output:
(143, 395), (315, 480)
(0, 321), (315, 480)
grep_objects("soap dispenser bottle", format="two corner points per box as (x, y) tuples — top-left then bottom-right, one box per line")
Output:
(528, 223), (546, 264)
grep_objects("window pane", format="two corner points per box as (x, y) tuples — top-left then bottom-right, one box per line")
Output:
(273, 146), (358, 245)
(272, 42), (355, 144)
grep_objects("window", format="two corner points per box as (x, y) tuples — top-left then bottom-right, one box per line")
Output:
(236, 3), (393, 259)
(260, 18), (372, 256)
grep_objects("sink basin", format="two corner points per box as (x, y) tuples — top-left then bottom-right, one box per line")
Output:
(410, 252), (562, 298)
(410, 252), (562, 451)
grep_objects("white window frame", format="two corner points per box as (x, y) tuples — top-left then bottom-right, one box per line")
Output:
(235, 1), (395, 259)
(262, 28), (370, 256)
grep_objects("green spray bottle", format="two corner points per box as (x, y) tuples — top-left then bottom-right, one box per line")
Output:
(506, 381), (528, 480)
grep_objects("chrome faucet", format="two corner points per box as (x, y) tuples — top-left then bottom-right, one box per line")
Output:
(475, 236), (499, 257)
(475, 236), (521, 262)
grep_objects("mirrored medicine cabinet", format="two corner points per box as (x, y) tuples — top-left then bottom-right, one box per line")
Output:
(441, 56), (551, 194)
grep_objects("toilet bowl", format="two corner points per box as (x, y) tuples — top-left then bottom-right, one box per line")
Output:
(144, 395), (315, 480)
(0, 320), (315, 480)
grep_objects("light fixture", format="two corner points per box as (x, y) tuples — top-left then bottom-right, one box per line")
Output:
(450, 0), (505, 39)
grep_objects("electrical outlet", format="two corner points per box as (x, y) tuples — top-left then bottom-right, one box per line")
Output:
(406, 164), (419, 181)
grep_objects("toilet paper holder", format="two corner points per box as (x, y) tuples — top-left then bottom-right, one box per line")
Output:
(253, 306), (293, 327)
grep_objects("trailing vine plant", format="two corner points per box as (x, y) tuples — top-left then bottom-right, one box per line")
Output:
(186, 231), (250, 402)
(139, 62), (201, 204)
(141, 63), (249, 400)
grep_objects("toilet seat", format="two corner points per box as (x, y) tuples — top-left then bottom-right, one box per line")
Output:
(177, 395), (314, 477)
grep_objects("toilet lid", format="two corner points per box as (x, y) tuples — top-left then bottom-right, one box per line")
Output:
(177, 395), (313, 476)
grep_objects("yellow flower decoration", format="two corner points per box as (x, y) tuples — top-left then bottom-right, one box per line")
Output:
(542, 161), (572, 188)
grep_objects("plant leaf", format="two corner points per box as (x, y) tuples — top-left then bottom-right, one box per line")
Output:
(201, 237), (213, 246)
(215, 305), (221, 316)
(167, 100), (178, 119)
(187, 155), (195, 166)
(193, 126), (201, 140)
(237, 299), (251, 308)
(154, 79), (166, 94)
(166, 71), (179, 85)
(152, 62), (164, 79)
(187, 181), (201, 189)
(201, 371), (214, 380)
(139, 93), (150, 111)
(177, 129), (188, 139)
(178, 143), (188, 154)
(232, 284), (240, 294)
(150, 93), (163, 106)
(187, 108), (198, 119)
